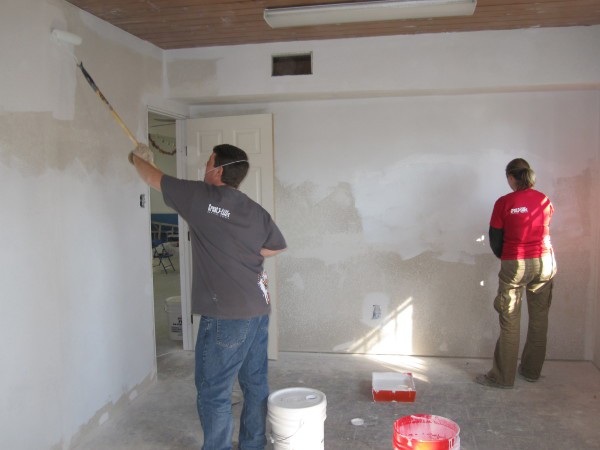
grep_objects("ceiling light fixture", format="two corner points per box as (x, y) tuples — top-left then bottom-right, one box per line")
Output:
(264, 0), (477, 28)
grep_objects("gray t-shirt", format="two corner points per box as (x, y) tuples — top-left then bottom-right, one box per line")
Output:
(161, 175), (286, 319)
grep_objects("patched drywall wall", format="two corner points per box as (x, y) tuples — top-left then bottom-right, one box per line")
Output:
(0, 1), (168, 449)
(166, 58), (219, 100)
(192, 89), (599, 360)
(272, 93), (599, 358)
(185, 26), (599, 361)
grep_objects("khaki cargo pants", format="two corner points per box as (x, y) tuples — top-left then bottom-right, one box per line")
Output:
(487, 252), (557, 386)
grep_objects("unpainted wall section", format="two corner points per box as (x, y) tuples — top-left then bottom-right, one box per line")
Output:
(183, 26), (599, 362)
(274, 93), (599, 359)
(0, 0), (165, 448)
(192, 92), (599, 360)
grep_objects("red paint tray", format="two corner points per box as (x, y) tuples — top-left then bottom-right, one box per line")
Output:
(372, 372), (416, 402)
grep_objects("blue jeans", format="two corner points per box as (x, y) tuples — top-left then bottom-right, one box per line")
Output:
(195, 315), (269, 450)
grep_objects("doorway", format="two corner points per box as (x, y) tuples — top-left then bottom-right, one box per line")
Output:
(148, 111), (183, 357)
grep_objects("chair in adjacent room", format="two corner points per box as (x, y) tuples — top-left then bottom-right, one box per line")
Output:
(152, 239), (175, 274)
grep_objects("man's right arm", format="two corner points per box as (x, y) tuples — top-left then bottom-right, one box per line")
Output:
(133, 154), (164, 192)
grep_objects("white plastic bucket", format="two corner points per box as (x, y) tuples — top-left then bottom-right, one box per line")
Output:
(164, 296), (182, 340)
(267, 387), (327, 450)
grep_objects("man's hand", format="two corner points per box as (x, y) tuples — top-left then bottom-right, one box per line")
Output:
(128, 144), (154, 165)
(130, 144), (164, 192)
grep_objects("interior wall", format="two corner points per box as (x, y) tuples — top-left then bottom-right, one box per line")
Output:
(192, 92), (599, 360)
(184, 26), (600, 362)
(273, 94), (599, 360)
(0, 1), (167, 448)
(166, 26), (600, 103)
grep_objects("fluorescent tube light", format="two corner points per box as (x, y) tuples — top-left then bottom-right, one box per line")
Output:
(264, 0), (477, 28)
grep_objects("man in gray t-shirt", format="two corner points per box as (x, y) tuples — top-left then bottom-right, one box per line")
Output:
(131, 143), (286, 450)
(161, 172), (286, 319)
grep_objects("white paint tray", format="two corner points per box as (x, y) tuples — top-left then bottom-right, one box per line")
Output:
(372, 372), (416, 402)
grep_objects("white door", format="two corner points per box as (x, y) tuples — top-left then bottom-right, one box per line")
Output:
(183, 114), (279, 359)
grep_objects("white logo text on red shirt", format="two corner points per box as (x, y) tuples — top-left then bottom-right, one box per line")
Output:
(510, 207), (528, 214)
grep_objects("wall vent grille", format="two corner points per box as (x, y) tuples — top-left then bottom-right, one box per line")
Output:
(272, 53), (312, 76)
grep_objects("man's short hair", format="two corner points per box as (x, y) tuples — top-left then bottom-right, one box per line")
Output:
(213, 144), (249, 188)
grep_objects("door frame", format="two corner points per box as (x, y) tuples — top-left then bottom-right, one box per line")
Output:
(175, 118), (195, 351)
(145, 104), (191, 352)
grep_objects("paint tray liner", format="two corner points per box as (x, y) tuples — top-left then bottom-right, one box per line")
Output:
(372, 372), (416, 402)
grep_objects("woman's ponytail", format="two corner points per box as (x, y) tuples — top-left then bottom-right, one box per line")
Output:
(506, 158), (535, 190)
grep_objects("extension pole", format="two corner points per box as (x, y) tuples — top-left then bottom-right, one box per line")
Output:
(77, 63), (139, 147)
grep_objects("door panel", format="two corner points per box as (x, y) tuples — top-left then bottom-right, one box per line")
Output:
(185, 114), (279, 359)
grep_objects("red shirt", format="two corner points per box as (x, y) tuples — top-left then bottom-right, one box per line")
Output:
(490, 188), (553, 260)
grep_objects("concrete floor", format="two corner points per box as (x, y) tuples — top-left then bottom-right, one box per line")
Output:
(74, 353), (600, 449)
(74, 249), (600, 449)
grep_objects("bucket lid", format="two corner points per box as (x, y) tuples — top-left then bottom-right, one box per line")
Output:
(393, 414), (460, 450)
(268, 387), (326, 417)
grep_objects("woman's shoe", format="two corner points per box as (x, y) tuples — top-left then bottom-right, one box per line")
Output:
(475, 374), (513, 389)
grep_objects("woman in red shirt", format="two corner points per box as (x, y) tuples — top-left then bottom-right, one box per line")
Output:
(476, 158), (557, 388)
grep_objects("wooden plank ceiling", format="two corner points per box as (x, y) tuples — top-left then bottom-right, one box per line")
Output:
(66, 0), (600, 49)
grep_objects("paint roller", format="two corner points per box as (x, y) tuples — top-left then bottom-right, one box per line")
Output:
(51, 28), (139, 148)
